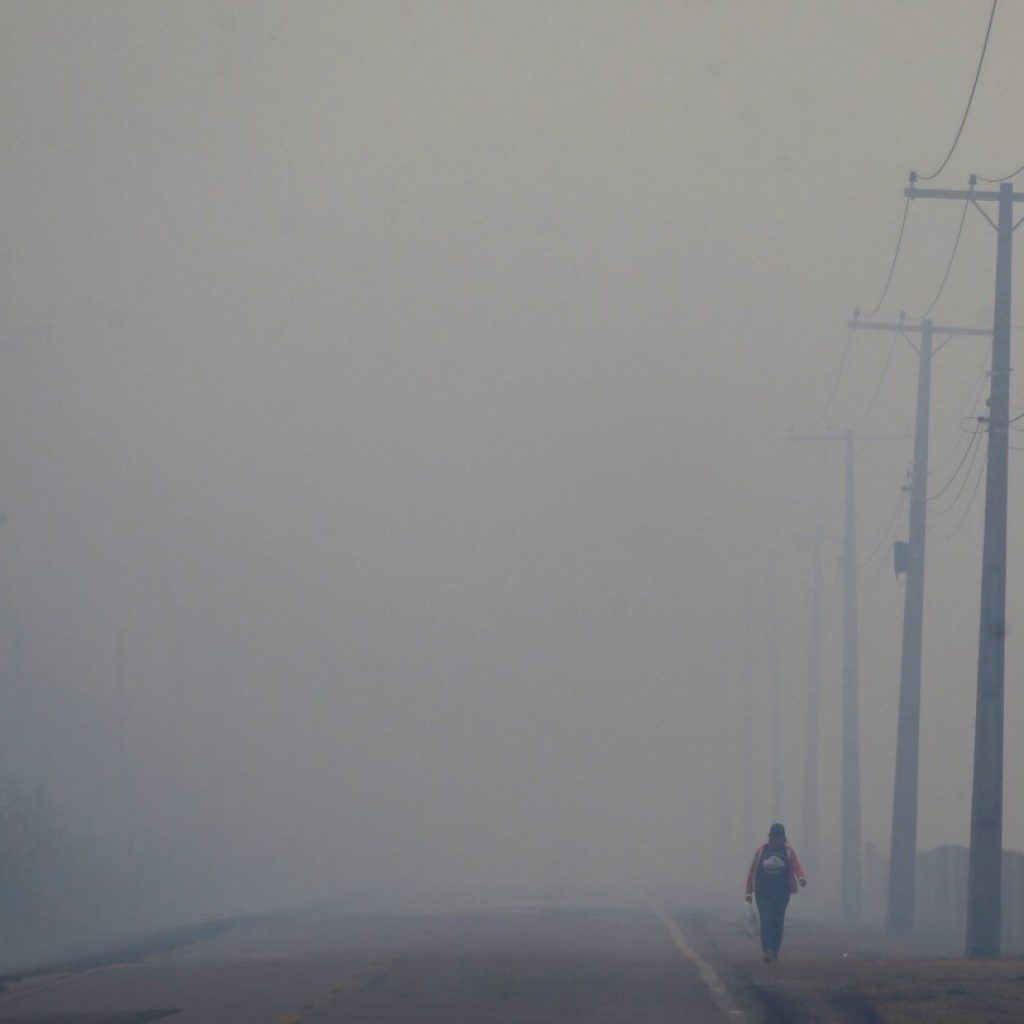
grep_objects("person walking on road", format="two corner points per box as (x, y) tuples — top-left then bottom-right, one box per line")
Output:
(745, 822), (807, 964)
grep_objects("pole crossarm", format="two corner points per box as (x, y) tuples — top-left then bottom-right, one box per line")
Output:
(789, 432), (907, 443)
(905, 186), (1024, 202)
(849, 319), (991, 337)
(906, 184), (1024, 234)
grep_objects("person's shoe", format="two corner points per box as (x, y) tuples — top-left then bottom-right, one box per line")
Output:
(762, 952), (771, 964)
(770, 951), (779, 963)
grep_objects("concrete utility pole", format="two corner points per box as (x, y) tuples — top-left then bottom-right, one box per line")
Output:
(790, 430), (902, 922)
(741, 602), (753, 849)
(849, 315), (991, 937)
(769, 588), (784, 821)
(906, 176), (1022, 957)
(840, 430), (861, 924)
(801, 513), (823, 878)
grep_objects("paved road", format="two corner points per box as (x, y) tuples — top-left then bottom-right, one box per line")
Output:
(0, 906), (755, 1023)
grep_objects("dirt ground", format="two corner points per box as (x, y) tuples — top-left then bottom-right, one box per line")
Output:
(698, 908), (1024, 1023)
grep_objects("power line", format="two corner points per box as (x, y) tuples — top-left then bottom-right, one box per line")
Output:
(860, 485), (907, 569)
(809, 328), (854, 429)
(929, 424), (984, 502)
(976, 159), (1024, 184)
(934, 423), (985, 517)
(861, 198), (912, 317)
(941, 434), (988, 539)
(927, 364), (989, 476)
(854, 332), (899, 428)
(915, 0), (998, 182)
(918, 200), (970, 318)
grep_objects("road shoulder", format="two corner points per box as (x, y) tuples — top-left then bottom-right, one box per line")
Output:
(688, 907), (1024, 1024)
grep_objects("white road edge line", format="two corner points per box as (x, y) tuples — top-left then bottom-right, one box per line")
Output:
(648, 904), (748, 1023)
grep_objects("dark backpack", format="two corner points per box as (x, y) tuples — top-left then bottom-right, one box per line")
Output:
(755, 843), (791, 895)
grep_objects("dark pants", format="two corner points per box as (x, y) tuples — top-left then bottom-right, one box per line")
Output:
(755, 892), (790, 954)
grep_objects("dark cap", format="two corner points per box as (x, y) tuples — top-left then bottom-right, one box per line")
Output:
(768, 822), (786, 838)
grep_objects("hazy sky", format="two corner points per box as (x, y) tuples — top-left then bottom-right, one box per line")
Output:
(2, 1), (1024, 923)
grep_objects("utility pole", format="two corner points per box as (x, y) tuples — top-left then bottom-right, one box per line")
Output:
(840, 429), (861, 924)
(906, 175), (1022, 957)
(789, 430), (902, 922)
(849, 315), (991, 937)
(770, 582), (784, 821)
(741, 601), (753, 848)
(801, 512), (823, 879)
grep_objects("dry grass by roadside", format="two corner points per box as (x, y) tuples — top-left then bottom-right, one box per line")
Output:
(694, 909), (1024, 1023)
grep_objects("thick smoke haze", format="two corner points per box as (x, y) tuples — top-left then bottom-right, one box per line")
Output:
(1, 0), (1024, 963)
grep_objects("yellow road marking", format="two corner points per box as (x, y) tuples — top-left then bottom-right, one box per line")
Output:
(649, 903), (749, 1022)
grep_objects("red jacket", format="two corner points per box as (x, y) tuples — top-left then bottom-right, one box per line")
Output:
(746, 842), (806, 897)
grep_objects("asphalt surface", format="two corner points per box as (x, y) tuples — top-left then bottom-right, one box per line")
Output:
(0, 906), (747, 1023)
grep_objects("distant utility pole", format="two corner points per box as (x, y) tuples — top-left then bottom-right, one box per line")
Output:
(849, 315), (991, 938)
(801, 512), (823, 878)
(839, 430), (861, 925)
(789, 429), (901, 922)
(769, 586), (784, 821)
(906, 175), (1022, 957)
(741, 602), (753, 848)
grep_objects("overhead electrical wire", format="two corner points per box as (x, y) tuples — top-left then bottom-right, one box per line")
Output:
(929, 424), (984, 502)
(854, 332), (900, 429)
(809, 328), (854, 429)
(915, 0), (998, 181)
(976, 159), (1024, 184)
(934, 424), (985, 517)
(861, 197), (912, 318)
(941, 435), (988, 539)
(927, 363), (989, 476)
(918, 200), (970, 318)
(929, 427), (974, 481)
(860, 486), (907, 570)
(962, 364), (992, 418)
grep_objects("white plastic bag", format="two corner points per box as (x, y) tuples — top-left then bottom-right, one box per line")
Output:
(745, 902), (759, 939)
